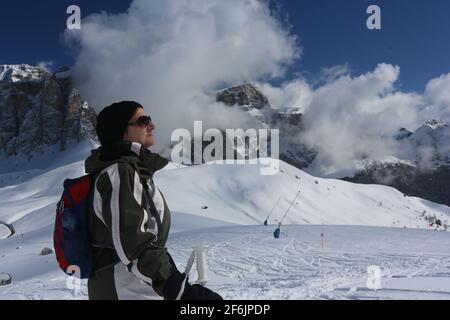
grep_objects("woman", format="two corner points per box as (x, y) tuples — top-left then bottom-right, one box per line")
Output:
(85, 101), (222, 300)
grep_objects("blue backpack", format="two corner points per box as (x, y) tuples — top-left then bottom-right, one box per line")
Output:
(53, 175), (94, 279)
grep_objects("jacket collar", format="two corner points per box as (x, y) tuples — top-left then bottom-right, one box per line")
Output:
(85, 140), (169, 178)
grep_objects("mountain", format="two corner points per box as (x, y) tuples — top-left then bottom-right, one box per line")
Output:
(0, 68), (449, 299)
(2, 63), (450, 207)
(214, 83), (450, 207)
(217, 83), (269, 110)
(345, 120), (450, 206)
(406, 119), (450, 164)
(0, 64), (97, 158)
(215, 83), (316, 168)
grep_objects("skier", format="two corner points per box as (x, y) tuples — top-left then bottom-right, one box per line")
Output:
(85, 101), (222, 300)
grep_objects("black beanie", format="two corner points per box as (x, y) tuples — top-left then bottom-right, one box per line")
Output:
(96, 101), (143, 146)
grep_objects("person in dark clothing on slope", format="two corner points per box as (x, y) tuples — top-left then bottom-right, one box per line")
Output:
(85, 101), (222, 300)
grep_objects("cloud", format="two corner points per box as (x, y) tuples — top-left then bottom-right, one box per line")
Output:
(302, 64), (423, 174)
(317, 63), (350, 85)
(64, 0), (300, 153)
(425, 73), (450, 107)
(36, 61), (54, 72)
(256, 79), (312, 111)
(258, 63), (433, 176)
(423, 73), (450, 119)
(258, 63), (450, 176)
(63, 0), (450, 175)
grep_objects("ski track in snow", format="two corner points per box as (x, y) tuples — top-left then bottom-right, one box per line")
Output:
(167, 225), (450, 300)
(0, 225), (449, 300)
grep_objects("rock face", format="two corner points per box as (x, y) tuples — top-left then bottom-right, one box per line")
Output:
(0, 64), (96, 157)
(215, 84), (316, 169)
(39, 247), (54, 256)
(395, 128), (413, 141)
(217, 83), (269, 110)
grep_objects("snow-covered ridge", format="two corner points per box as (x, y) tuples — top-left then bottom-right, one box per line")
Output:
(408, 119), (450, 147)
(400, 119), (450, 165)
(156, 158), (450, 229)
(0, 64), (47, 83)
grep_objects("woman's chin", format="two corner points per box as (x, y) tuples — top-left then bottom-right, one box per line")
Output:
(144, 136), (155, 148)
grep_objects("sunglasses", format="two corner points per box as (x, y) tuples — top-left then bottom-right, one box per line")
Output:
(127, 115), (152, 127)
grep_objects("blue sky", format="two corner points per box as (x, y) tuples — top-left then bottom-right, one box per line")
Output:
(1, 0), (449, 92)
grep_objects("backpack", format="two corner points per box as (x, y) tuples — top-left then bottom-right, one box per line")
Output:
(53, 174), (95, 279)
(53, 164), (160, 279)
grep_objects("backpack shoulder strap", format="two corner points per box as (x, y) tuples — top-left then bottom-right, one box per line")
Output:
(141, 177), (163, 233)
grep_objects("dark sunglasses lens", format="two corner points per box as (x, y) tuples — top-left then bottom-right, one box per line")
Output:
(137, 116), (151, 126)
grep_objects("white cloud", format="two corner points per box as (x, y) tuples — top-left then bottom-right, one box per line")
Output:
(258, 64), (429, 176)
(36, 61), (54, 72)
(256, 79), (312, 111)
(424, 73), (450, 119)
(317, 63), (350, 85)
(302, 64), (423, 174)
(63, 0), (450, 174)
(64, 0), (300, 153)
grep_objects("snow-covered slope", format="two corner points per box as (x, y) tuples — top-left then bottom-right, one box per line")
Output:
(1, 224), (449, 300)
(0, 143), (449, 299)
(169, 225), (450, 299)
(156, 159), (450, 229)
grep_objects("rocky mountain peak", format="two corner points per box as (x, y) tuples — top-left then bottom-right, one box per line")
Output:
(0, 64), (97, 157)
(395, 128), (413, 141)
(421, 119), (449, 130)
(0, 64), (47, 83)
(216, 83), (270, 110)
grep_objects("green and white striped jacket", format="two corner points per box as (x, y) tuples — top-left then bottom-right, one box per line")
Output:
(84, 140), (186, 300)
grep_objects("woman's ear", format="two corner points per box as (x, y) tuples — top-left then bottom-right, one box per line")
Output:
(122, 129), (128, 140)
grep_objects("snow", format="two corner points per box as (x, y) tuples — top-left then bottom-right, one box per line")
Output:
(169, 225), (450, 299)
(155, 158), (450, 228)
(1, 224), (449, 299)
(0, 64), (47, 83)
(0, 141), (449, 299)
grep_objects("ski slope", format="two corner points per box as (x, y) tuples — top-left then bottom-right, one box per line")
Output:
(0, 224), (449, 300)
(155, 157), (450, 230)
(0, 142), (449, 299)
(169, 225), (450, 300)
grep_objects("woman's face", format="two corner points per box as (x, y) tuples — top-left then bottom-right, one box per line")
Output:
(122, 108), (155, 148)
